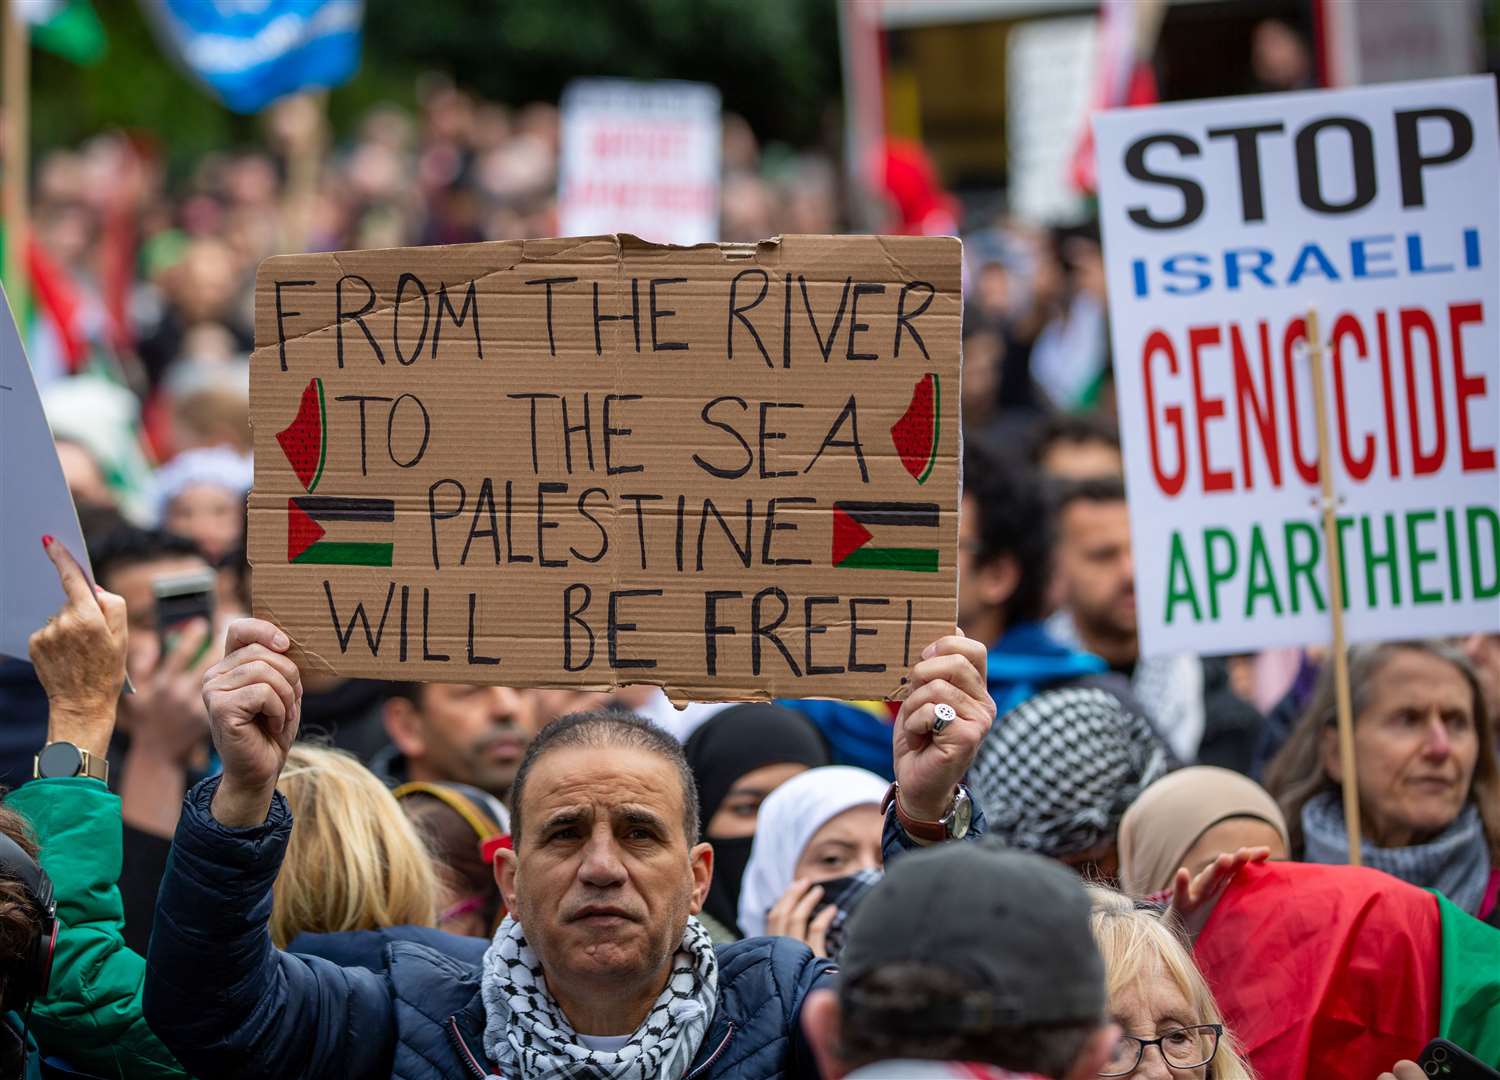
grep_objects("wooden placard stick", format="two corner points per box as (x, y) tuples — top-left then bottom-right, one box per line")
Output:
(1306, 307), (1362, 866)
(2, 0), (30, 319)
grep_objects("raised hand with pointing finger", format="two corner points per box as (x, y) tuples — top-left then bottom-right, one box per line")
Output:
(28, 535), (128, 760)
(204, 618), (304, 828)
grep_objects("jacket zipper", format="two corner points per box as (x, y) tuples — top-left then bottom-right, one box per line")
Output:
(684, 1022), (736, 1079)
(447, 1015), (490, 1079)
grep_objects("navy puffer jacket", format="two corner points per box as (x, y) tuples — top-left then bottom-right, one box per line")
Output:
(145, 776), (977, 1080)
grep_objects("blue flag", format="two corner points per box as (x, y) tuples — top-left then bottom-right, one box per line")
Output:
(145, 0), (363, 113)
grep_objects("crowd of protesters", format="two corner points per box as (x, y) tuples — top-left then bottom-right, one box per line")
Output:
(0, 73), (1496, 1080)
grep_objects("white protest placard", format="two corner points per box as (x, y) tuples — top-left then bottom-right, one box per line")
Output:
(1094, 76), (1500, 658)
(0, 284), (96, 660)
(558, 79), (721, 246)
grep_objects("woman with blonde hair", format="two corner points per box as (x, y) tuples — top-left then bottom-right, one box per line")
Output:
(270, 743), (439, 948)
(1087, 886), (1255, 1080)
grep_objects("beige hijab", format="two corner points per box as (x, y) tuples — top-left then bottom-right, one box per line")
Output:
(1117, 767), (1289, 897)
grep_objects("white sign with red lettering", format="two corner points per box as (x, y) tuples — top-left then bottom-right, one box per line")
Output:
(558, 79), (721, 246)
(1094, 76), (1500, 657)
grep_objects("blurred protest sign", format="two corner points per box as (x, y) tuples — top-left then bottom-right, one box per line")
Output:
(250, 235), (960, 700)
(0, 282), (96, 660)
(1095, 76), (1500, 660)
(1322, 0), (1481, 88)
(558, 80), (721, 246)
(1006, 16), (1096, 225)
(143, 0), (362, 114)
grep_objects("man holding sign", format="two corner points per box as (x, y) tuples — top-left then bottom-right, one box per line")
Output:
(142, 619), (993, 1079)
(143, 232), (987, 1080)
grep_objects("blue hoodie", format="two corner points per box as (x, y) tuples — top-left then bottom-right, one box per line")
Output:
(986, 621), (1107, 718)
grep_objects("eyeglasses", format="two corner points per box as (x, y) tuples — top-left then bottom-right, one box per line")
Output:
(1099, 1024), (1222, 1076)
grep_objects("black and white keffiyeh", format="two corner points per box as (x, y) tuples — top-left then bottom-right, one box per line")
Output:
(480, 914), (718, 1080)
(970, 686), (1170, 857)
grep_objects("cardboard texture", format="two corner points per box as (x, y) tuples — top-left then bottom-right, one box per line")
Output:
(251, 234), (961, 700)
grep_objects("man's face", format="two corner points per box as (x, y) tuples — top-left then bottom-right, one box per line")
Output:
(394, 684), (539, 798)
(103, 555), (215, 682)
(1056, 499), (1136, 642)
(957, 492), (1015, 638)
(499, 746), (711, 995)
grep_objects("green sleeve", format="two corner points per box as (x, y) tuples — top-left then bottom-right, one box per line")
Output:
(5, 778), (189, 1080)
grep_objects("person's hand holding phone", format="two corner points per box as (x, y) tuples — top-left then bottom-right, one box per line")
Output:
(1380, 1065), (1426, 1080)
(119, 617), (220, 765)
(764, 879), (837, 958)
(117, 576), (225, 838)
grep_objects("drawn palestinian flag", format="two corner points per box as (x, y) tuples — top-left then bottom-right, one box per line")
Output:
(287, 496), (394, 566)
(831, 501), (939, 573)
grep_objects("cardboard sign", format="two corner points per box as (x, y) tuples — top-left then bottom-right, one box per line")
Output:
(251, 235), (961, 699)
(558, 80), (722, 246)
(0, 284), (97, 660)
(1094, 76), (1500, 658)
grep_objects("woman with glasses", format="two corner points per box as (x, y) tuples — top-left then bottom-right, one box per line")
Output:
(1087, 886), (1253, 1079)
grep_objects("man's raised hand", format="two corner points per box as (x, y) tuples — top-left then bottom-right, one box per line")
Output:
(204, 618), (302, 827)
(891, 632), (995, 823)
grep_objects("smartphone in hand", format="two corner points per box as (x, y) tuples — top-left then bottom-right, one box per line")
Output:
(1418, 1040), (1500, 1080)
(153, 570), (217, 667)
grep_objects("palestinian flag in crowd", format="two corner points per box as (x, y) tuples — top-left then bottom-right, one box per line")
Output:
(24, 0), (106, 64)
(1194, 862), (1500, 1076)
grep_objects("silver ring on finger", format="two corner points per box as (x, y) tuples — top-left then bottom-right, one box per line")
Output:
(932, 702), (957, 733)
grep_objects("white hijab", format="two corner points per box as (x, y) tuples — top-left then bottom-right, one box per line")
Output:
(736, 765), (889, 938)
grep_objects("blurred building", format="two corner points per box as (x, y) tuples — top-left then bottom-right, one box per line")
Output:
(844, 0), (1484, 227)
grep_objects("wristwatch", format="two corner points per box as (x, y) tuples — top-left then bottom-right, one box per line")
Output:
(35, 741), (109, 784)
(881, 781), (973, 843)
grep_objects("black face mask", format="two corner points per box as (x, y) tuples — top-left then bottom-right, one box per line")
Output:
(808, 868), (884, 961)
(702, 835), (754, 937)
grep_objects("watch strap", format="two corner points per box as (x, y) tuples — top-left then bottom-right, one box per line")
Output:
(881, 781), (953, 844)
(79, 749), (108, 783)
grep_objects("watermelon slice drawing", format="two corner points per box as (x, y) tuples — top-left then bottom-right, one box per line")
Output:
(891, 372), (940, 484)
(277, 377), (328, 493)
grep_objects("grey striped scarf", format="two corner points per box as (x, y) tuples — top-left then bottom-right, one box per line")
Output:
(1301, 793), (1490, 915)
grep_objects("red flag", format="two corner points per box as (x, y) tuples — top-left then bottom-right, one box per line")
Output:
(1195, 862), (1440, 1079)
(26, 239), (88, 373)
(1069, 0), (1164, 194)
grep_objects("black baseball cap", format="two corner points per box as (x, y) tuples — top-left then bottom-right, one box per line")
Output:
(839, 840), (1106, 1029)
